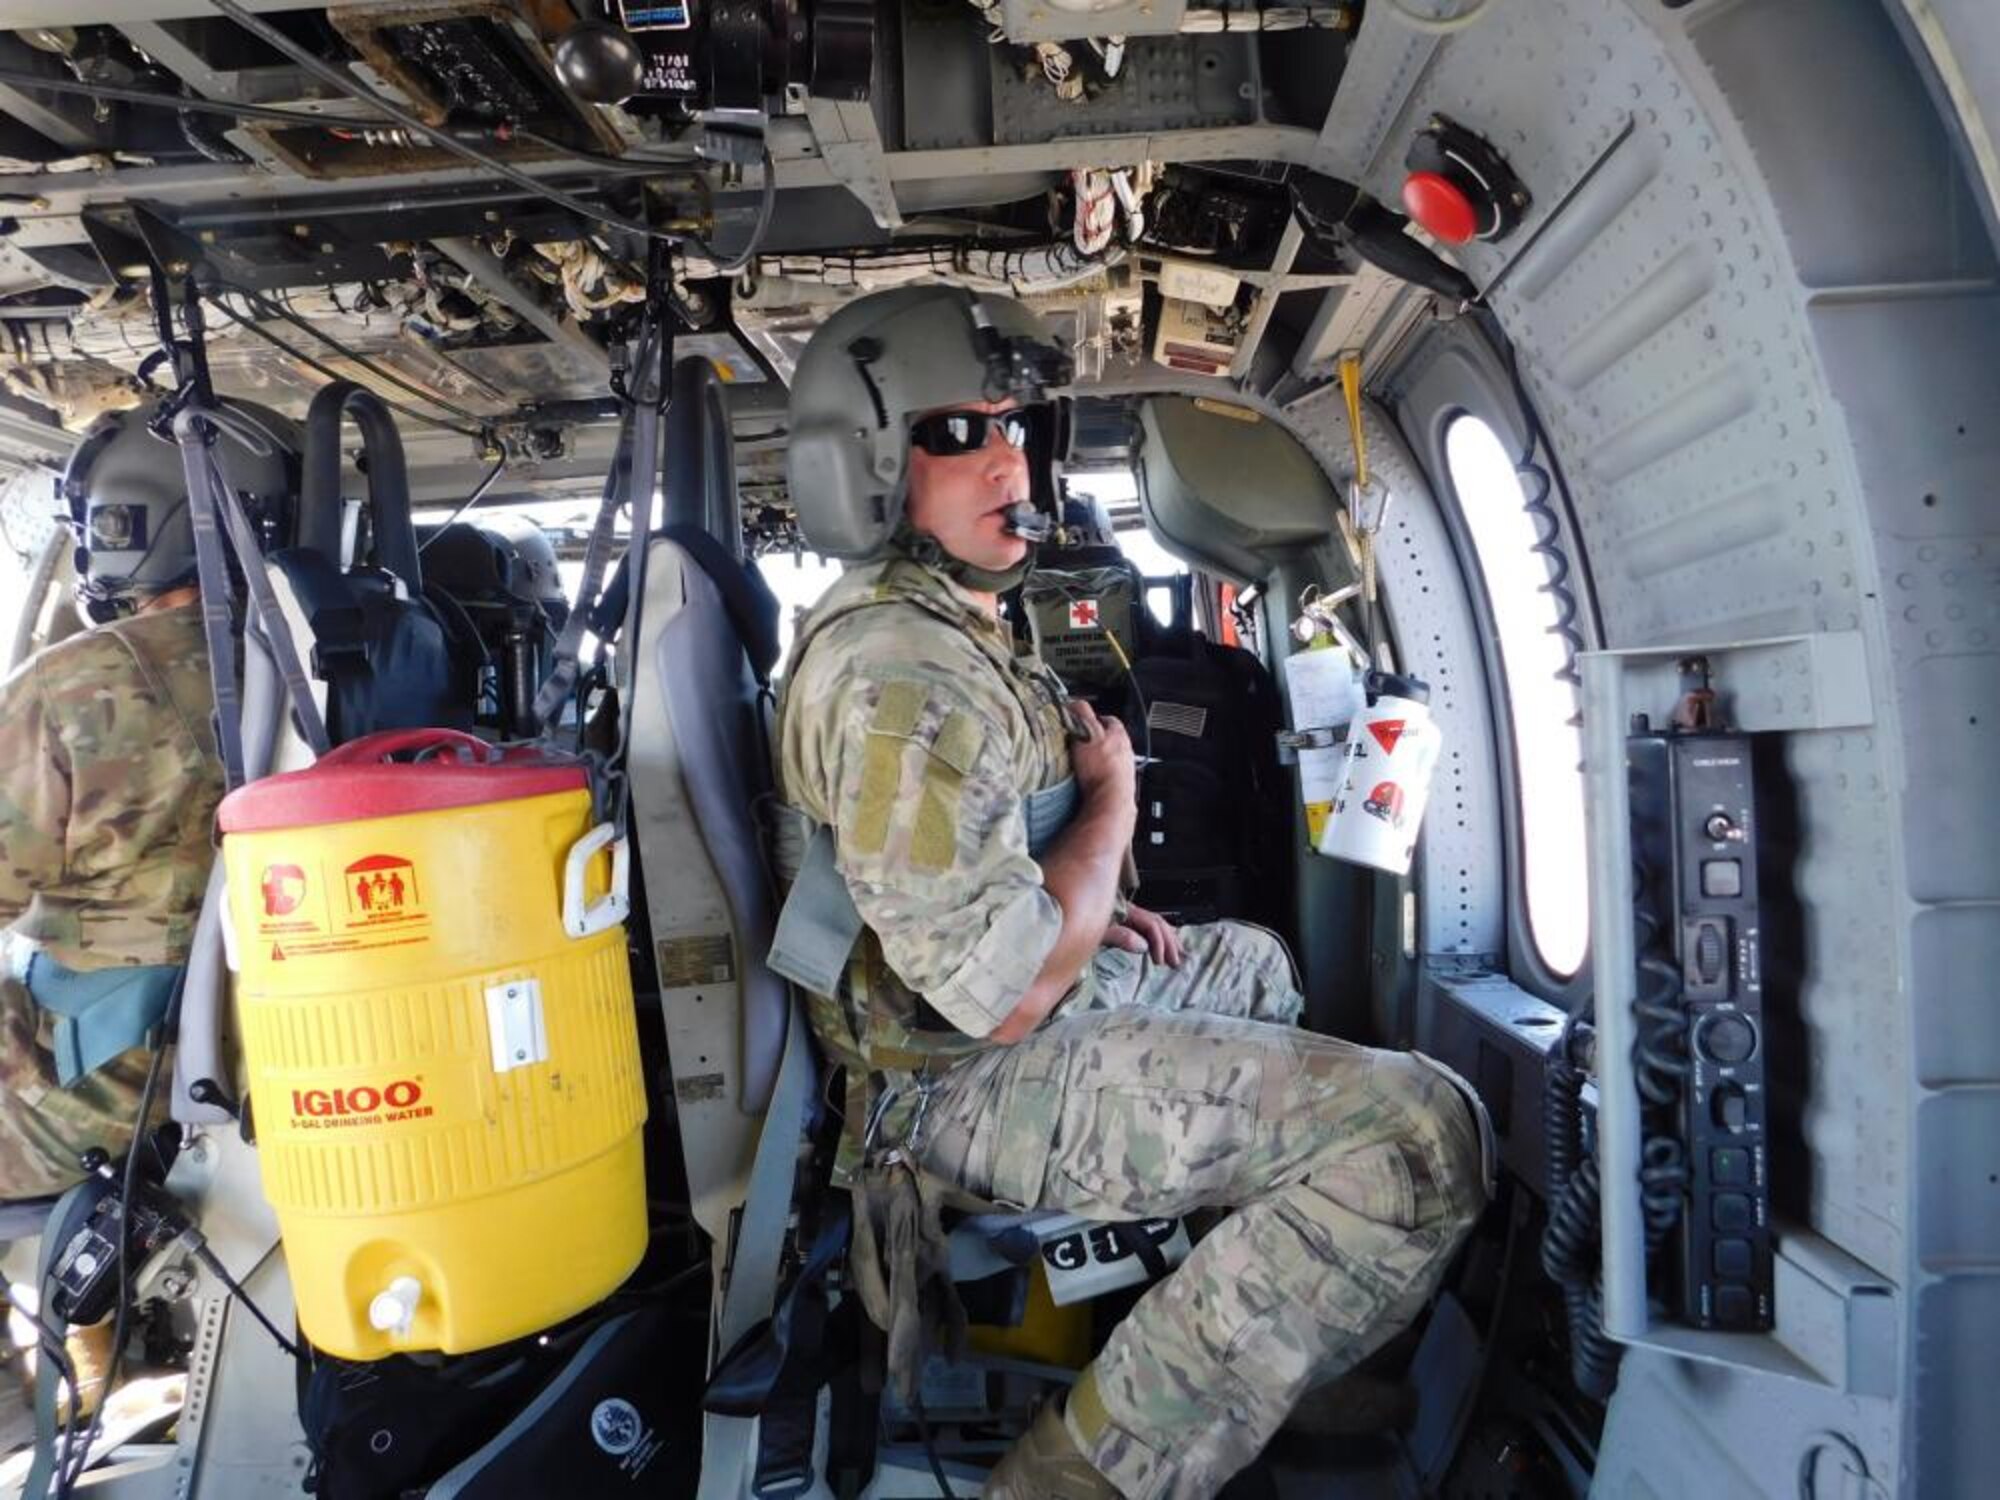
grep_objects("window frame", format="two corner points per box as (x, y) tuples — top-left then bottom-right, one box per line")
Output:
(1436, 409), (1592, 983)
(1388, 326), (1601, 1010)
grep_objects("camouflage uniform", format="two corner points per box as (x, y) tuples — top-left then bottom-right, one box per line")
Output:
(0, 603), (220, 1199)
(778, 558), (1488, 1500)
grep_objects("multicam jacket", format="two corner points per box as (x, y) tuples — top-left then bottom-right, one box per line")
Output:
(0, 603), (222, 971)
(776, 557), (1078, 1068)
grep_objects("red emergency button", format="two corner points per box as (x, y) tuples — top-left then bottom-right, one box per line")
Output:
(1401, 170), (1479, 244)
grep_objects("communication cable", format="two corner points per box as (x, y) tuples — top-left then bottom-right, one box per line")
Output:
(0, 67), (383, 131)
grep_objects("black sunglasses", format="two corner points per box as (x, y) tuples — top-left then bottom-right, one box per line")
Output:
(908, 408), (1036, 457)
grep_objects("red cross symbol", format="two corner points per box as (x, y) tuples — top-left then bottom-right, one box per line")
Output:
(1069, 599), (1101, 629)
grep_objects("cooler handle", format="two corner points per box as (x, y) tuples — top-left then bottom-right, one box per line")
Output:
(316, 728), (500, 767)
(563, 822), (631, 939)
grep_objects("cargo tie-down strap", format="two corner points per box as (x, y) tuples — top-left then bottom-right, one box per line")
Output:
(765, 777), (1079, 1000)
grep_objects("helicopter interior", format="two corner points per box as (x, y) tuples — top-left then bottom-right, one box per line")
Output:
(0, 0), (1995, 1496)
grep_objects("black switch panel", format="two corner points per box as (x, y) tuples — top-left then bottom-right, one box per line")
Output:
(1628, 730), (1775, 1332)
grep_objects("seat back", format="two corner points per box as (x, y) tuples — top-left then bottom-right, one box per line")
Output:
(622, 357), (797, 1241)
(277, 381), (475, 744)
(1126, 635), (1294, 931)
(1020, 533), (1294, 932)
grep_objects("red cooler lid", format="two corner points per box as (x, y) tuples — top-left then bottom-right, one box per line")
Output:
(219, 729), (589, 834)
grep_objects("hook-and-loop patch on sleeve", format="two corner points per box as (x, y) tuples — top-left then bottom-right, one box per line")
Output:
(850, 679), (992, 872)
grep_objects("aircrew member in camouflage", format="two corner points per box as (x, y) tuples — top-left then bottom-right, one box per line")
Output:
(778, 287), (1489, 1500)
(0, 403), (248, 1200)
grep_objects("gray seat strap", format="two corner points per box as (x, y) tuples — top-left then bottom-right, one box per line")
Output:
(764, 777), (1079, 998)
(697, 1008), (812, 1500)
(765, 825), (863, 999)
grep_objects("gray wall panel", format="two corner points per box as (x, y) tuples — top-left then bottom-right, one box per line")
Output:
(1321, 0), (2000, 1488)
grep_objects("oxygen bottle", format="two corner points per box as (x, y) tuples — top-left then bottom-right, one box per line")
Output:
(1318, 670), (1442, 876)
(1283, 643), (1365, 846)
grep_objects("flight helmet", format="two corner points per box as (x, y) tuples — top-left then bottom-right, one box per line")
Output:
(59, 399), (297, 623)
(786, 285), (1073, 590)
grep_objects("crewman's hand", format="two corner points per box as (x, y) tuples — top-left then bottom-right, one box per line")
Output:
(1102, 903), (1184, 966)
(1067, 702), (1136, 808)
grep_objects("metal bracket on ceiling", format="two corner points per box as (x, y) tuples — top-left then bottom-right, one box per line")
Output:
(802, 95), (902, 231)
(1291, 257), (1420, 381)
(1230, 212), (1308, 383)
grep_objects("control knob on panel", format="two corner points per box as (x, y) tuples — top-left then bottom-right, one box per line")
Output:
(1698, 1012), (1758, 1066)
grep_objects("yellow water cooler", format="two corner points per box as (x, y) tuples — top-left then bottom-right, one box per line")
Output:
(218, 728), (647, 1360)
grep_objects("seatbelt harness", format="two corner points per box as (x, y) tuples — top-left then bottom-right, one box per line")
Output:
(173, 401), (331, 784)
(696, 1010), (814, 1500)
(767, 778), (1078, 1000)
(15, 951), (179, 1088)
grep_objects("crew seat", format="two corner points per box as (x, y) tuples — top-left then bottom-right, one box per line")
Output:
(1020, 516), (1294, 937)
(628, 362), (1193, 1497)
(618, 356), (827, 1498)
(177, 385), (482, 1128)
(622, 357), (796, 1239)
(276, 382), (477, 743)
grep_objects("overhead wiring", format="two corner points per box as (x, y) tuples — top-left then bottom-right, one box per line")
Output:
(335, 123), (696, 181)
(507, 125), (700, 176)
(200, 295), (488, 440)
(0, 67), (385, 131)
(205, 0), (707, 248)
(686, 150), (779, 276)
(207, 280), (492, 429)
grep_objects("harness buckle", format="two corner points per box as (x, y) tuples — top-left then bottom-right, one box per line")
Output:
(861, 1083), (902, 1159)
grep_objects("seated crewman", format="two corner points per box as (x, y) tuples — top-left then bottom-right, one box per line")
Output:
(774, 286), (1491, 1500)
(0, 401), (289, 1202)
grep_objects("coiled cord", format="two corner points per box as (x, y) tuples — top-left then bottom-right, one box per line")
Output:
(1640, 1135), (1687, 1245)
(1515, 454), (1587, 696)
(1630, 876), (1690, 1236)
(1633, 953), (1691, 1106)
(1475, 304), (1592, 712)
(1539, 1019), (1624, 1400)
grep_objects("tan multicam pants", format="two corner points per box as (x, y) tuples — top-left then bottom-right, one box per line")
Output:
(913, 921), (1489, 1500)
(0, 975), (158, 1202)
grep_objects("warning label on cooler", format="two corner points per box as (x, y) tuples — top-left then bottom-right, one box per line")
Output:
(345, 853), (423, 922)
(256, 861), (322, 940)
(251, 852), (433, 960)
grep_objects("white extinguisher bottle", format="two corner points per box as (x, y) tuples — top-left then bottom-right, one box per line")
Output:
(1318, 670), (1442, 876)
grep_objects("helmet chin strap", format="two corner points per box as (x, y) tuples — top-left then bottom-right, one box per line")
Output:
(890, 521), (1037, 594)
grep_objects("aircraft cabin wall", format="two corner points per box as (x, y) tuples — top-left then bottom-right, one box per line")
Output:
(1282, 1), (1996, 1495)
(2, 0), (1995, 1493)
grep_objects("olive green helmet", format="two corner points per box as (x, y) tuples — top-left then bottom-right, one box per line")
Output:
(60, 398), (297, 622)
(785, 285), (1073, 571)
